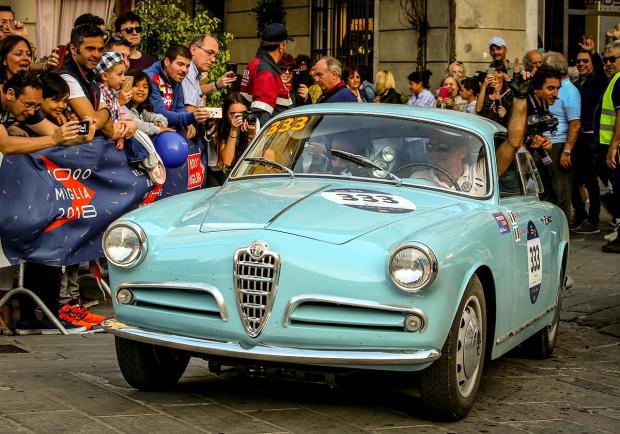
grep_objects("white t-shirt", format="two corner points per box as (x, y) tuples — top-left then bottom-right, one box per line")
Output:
(60, 74), (87, 99)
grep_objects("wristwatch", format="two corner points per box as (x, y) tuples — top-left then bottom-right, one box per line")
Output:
(562, 149), (572, 155)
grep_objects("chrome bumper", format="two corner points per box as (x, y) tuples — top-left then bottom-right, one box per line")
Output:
(102, 319), (441, 366)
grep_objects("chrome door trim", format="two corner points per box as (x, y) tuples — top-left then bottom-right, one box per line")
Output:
(495, 303), (557, 345)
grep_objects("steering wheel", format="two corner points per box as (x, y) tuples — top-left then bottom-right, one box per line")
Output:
(393, 162), (461, 191)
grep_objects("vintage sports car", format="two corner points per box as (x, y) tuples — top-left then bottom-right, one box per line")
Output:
(102, 104), (568, 420)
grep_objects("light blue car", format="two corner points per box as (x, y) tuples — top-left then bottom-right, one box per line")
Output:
(102, 104), (568, 420)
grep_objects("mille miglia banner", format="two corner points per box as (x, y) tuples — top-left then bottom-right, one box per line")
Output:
(0, 136), (207, 266)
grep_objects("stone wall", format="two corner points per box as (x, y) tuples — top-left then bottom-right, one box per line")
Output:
(377, 0), (452, 95)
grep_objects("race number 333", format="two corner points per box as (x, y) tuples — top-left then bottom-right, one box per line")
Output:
(526, 220), (543, 304)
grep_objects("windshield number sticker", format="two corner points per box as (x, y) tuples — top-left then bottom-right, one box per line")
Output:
(264, 116), (309, 136)
(321, 189), (416, 213)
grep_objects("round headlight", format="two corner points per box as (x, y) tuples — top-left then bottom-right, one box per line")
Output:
(372, 159), (388, 178)
(389, 243), (437, 292)
(381, 146), (395, 162)
(103, 221), (147, 268)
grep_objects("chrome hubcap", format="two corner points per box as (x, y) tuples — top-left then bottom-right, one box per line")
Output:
(456, 295), (483, 398)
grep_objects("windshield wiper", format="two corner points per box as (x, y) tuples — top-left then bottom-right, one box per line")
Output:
(242, 157), (295, 179)
(330, 149), (402, 187)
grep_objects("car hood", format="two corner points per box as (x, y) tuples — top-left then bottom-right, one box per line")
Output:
(198, 178), (463, 244)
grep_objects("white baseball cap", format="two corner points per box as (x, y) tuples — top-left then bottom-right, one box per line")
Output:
(489, 36), (506, 47)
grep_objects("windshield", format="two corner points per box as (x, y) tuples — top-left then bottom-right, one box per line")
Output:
(230, 113), (490, 197)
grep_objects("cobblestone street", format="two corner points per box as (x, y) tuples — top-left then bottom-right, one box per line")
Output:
(0, 232), (619, 433)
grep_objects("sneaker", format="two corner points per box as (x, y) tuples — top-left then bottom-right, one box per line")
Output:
(602, 240), (620, 253)
(15, 319), (87, 335)
(570, 220), (585, 231)
(58, 304), (93, 330)
(573, 221), (600, 234)
(604, 231), (618, 242)
(71, 304), (105, 325)
(601, 194), (618, 219)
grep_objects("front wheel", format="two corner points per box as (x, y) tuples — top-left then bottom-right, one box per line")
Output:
(115, 337), (190, 390)
(420, 275), (487, 420)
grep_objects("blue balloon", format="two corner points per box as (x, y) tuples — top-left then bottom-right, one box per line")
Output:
(153, 132), (189, 168)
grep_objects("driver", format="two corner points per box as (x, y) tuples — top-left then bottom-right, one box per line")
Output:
(329, 135), (370, 176)
(412, 140), (487, 195)
(301, 133), (370, 176)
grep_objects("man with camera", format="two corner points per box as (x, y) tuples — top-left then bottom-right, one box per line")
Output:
(0, 71), (92, 156)
(240, 23), (293, 127)
(182, 35), (237, 179)
(532, 55), (581, 222)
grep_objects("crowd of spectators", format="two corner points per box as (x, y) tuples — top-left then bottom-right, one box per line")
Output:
(0, 5), (619, 335)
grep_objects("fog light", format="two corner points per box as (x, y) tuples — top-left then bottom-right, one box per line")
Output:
(116, 288), (134, 305)
(404, 314), (424, 332)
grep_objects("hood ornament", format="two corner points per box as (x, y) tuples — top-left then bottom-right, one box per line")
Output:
(249, 240), (267, 259)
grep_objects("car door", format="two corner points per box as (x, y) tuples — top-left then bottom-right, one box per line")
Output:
(498, 149), (556, 336)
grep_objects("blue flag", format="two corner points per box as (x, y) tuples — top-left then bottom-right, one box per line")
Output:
(0, 136), (207, 266)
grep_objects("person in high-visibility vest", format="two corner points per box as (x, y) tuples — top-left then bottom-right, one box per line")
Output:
(598, 41), (620, 253)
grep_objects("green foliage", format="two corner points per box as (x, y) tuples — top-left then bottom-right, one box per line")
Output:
(251, 0), (286, 36)
(122, 0), (234, 106)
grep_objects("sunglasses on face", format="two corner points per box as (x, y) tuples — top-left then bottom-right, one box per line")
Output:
(576, 58), (590, 64)
(121, 26), (142, 34)
(281, 66), (294, 73)
(603, 56), (619, 64)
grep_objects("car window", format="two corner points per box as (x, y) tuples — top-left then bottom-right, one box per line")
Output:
(515, 147), (544, 195)
(230, 114), (491, 197)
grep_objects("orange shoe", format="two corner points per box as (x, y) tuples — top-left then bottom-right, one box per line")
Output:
(71, 304), (105, 325)
(58, 304), (93, 330)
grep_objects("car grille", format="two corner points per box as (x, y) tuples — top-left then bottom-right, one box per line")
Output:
(234, 242), (280, 337)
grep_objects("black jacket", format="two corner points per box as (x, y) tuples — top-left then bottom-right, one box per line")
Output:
(378, 88), (402, 104)
(576, 52), (607, 132)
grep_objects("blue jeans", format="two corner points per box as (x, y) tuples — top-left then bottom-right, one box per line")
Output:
(123, 137), (149, 163)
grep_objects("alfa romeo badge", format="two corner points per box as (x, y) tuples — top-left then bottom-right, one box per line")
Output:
(249, 241), (267, 259)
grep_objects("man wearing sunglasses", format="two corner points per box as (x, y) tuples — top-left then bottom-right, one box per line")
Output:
(597, 40), (620, 253)
(571, 36), (606, 235)
(114, 11), (157, 71)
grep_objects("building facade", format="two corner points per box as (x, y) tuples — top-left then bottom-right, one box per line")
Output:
(8, 0), (620, 92)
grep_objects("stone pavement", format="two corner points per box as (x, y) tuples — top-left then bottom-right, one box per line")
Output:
(0, 231), (619, 433)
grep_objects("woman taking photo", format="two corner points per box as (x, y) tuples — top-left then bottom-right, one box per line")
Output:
(211, 92), (257, 185)
(406, 69), (435, 107)
(436, 74), (464, 110)
(344, 65), (365, 102)
(374, 70), (401, 104)
(476, 60), (513, 126)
